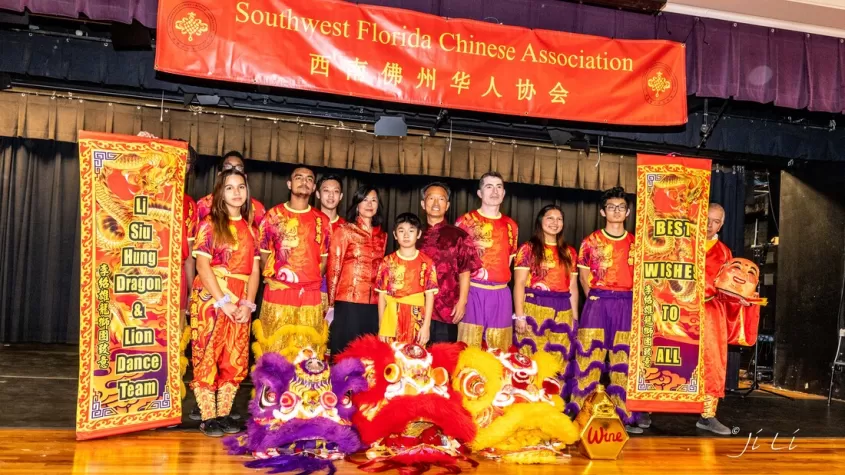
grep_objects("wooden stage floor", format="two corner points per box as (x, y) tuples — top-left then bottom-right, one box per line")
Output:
(1, 429), (843, 474)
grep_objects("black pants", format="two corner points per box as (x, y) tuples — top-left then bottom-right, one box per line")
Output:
(430, 319), (458, 344)
(328, 301), (379, 357)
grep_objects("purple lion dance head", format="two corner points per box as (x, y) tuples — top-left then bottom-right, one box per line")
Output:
(224, 347), (368, 475)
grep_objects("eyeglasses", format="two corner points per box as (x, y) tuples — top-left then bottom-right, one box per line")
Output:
(222, 163), (245, 173)
(605, 204), (627, 212)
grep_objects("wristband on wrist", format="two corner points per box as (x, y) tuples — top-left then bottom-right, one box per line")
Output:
(512, 314), (526, 321)
(239, 300), (257, 313)
(213, 294), (231, 309)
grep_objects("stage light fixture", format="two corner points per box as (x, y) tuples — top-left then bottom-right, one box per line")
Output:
(196, 94), (221, 106)
(548, 128), (574, 147)
(430, 109), (449, 136)
(375, 115), (407, 137)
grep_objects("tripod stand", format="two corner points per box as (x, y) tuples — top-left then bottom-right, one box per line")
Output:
(735, 244), (792, 400)
(738, 334), (792, 399)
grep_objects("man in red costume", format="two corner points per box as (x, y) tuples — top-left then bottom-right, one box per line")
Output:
(699, 203), (758, 435)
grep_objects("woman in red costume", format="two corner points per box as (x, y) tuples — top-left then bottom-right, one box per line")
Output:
(190, 169), (261, 437)
(325, 185), (388, 356)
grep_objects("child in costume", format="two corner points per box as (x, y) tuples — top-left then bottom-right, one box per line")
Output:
(453, 346), (580, 463)
(335, 336), (478, 474)
(572, 186), (645, 433)
(375, 213), (439, 345)
(225, 347), (368, 474)
(190, 168), (261, 437)
(316, 175), (346, 319)
(512, 205), (580, 406)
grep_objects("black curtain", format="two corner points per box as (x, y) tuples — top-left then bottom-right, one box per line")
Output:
(709, 166), (746, 256)
(0, 138), (81, 343)
(3, 139), (755, 344)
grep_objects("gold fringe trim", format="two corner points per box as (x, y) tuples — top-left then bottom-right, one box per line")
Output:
(485, 326), (513, 352)
(252, 319), (328, 362)
(702, 395), (719, 418)
(471, 403), (580, 452)
(499, 450), (561, 465)
(458, 322), (485, 348)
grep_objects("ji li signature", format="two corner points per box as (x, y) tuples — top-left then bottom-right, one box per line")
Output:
(727, 428), (799, 458)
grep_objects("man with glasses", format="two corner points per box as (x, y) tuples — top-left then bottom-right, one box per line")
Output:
(195, 151), (266, 231)
(570, 186), (646, 434)
(255, 166), (332, 360)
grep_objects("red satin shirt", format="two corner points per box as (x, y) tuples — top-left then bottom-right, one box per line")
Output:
(327, 218), (388, 306)
(705, 238), (732, 298)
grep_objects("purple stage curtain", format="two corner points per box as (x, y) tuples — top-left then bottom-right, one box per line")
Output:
(0, 0), (157, 28)
(0, 0), (843, 113)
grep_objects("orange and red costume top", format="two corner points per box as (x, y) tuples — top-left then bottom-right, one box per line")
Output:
(259, 204), (330, 288)
(576, 230), (635, 291)
(456, 210), (518, 284)
(514, 243), (578, 292)
(327, 219), (388, 306)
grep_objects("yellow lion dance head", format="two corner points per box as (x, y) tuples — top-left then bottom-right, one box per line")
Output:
(452, 347), (580, 464)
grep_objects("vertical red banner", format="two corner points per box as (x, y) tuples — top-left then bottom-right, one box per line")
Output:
(76, 131), (186, 440)
(627, 154), (711, 413)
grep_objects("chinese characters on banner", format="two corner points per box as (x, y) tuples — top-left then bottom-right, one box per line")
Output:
(154, 0), (687, 126)
(626, 155), (711, 413)
(76, 131), (186, 440)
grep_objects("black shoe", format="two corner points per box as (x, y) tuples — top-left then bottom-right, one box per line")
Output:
(189, 406), (202, 421)
(217, 415), (242, 434)
(229, 410), (241, 421)
(199, 419), (224, 438)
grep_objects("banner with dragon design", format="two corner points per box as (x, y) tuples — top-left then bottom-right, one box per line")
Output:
(626, 154), (711, 413)
(76, 131), (186, 440)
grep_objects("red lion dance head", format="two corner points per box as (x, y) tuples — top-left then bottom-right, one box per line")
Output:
(335, 336), (477, 474)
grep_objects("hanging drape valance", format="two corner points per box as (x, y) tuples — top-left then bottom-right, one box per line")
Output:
(0, 90), (636, 191)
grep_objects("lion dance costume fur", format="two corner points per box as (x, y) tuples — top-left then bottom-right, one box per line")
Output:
(335, 336), (478, 475)
(453, 347), (580, 463)
(224, 348), (368, 474)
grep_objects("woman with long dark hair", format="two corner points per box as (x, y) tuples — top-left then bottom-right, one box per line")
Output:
(325, 184), (387, 356)
(512, 205), (579, 408)
(190, 168), (260, 437)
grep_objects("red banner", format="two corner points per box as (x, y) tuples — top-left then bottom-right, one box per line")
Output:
(154, 0), (687, 126)
(77, 131), (186, 440)
(627, 154), (711, 414)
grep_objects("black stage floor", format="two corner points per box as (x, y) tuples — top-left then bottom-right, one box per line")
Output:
(2, 344), (843, 438)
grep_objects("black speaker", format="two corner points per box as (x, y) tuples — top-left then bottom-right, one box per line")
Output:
(0, 10), (29, 26)
(110, 21), (152, 50)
